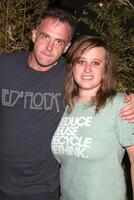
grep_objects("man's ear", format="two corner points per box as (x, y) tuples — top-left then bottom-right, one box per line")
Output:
(31, 29), (37, 43)
(63, 42), (71, 53)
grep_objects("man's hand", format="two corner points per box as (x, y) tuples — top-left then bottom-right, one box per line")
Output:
(120, 94), (134, 123)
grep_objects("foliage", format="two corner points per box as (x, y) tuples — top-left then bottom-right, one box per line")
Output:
(0, 0), (133, 199)
(0, 0), (48, 53)
(0, 0), (133, 93)
(76, 0), (134, 93)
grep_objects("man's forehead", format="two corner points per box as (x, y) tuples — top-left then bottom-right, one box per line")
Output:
(38, 17), (71, 41)
(41, 17), (68, 27)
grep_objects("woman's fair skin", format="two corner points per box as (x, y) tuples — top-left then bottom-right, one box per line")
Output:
(73, 45), (134, 196)
(73, 46), (105, 102)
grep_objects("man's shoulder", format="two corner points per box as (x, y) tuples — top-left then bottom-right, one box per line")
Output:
(56, 56), (68, 73)
(58, 56), (68, 66)
(0, 51), (29, 63)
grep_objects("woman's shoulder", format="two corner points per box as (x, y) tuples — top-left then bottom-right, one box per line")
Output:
(113, 92), (126, 102)
(111, 92), (127, 110)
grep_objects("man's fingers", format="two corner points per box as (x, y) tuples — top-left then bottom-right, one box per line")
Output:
(124, 93), (134, 103)
(120, 103), (134, 121)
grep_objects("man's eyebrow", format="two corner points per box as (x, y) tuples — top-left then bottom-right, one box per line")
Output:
(39, 32), (68, 44)
(39, 32), (49, 36)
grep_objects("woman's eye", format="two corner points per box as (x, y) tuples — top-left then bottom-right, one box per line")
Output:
(92, 61), (100, 65)
(78, 60), (85, 65)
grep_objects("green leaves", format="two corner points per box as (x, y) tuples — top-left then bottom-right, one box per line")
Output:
(0, 0), (48, 53)
(76, 0), (134, 93)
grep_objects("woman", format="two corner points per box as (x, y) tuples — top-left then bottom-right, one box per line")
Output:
(51, 35), (134, 200)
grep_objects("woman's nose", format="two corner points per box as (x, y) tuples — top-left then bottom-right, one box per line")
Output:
(84, 64), (91, 73)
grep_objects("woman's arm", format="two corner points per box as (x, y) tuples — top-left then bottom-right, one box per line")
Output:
(126, 145), (134, 199)
(120, 94), (134, 123)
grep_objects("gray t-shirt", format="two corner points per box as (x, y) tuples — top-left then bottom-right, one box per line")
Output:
(51, 93), (134, 200)
(0, 52), (66, 196)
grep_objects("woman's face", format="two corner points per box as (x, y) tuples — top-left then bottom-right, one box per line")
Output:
(73, 46), (106, 97)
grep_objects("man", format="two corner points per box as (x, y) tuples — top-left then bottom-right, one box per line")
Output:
(0, 7), (133, 200)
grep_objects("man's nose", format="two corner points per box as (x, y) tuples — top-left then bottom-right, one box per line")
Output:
(46, 41), (54, 51)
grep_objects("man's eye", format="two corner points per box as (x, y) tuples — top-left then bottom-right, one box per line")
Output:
(55, 40), (63, 45)
(39, 34), (48, 40)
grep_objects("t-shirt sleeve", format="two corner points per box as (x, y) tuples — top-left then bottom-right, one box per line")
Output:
(115, 94), (134, 147)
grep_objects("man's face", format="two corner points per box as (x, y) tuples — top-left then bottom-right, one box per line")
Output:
(30, 17), (72, 71)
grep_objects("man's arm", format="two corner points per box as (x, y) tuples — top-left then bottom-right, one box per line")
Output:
(120, 94), (134, 123)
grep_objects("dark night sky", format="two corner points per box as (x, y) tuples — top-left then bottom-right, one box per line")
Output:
(49, 0), (97, 12)
(49, 0), (99, 36)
